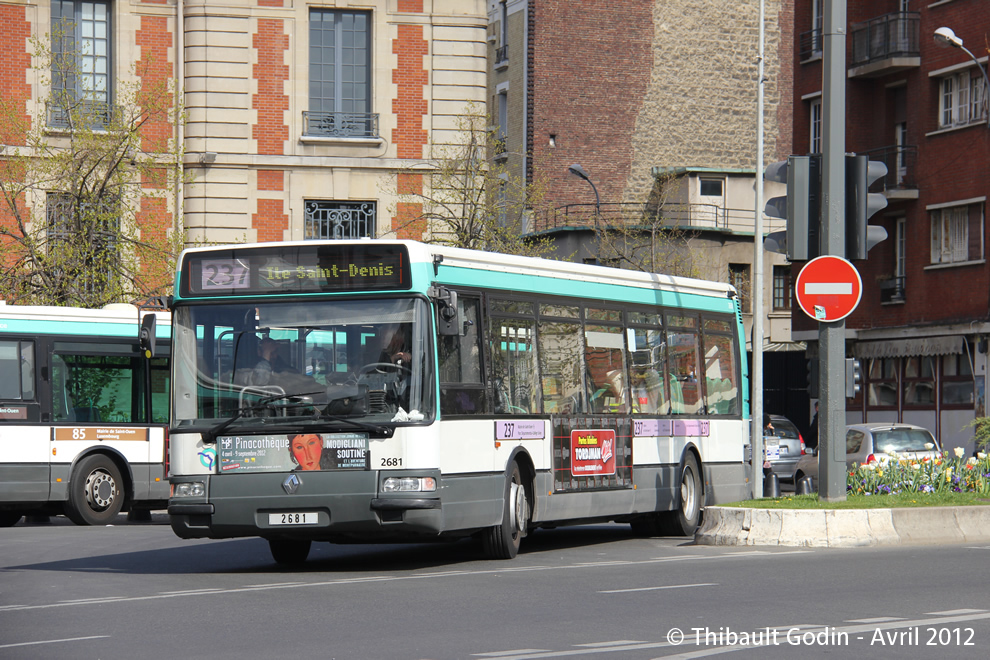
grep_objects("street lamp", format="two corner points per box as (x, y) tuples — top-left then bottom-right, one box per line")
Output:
(567, 164), (601, 228)
(934, 26), (990, 128)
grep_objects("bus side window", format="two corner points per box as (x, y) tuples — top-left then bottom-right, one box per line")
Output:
(0, 340), (34, 401)
(439, 296), (486, 415)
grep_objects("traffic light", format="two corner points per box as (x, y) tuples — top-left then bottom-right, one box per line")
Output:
(139, 314), (157, 359)
(845, 154), (889, 260)
(764, 155), (821, 261)
(807, 357), (819, 399)
(845, 358), (862, 398)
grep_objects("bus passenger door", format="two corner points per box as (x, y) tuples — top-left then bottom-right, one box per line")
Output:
(0, 339), (50, 502)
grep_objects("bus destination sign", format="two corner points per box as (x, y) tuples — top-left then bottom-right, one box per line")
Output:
(181, 244), (411, 297)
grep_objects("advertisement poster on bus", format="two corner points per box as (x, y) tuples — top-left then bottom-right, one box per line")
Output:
(570, 429), (617, 477)
(217, 432), (369, 473)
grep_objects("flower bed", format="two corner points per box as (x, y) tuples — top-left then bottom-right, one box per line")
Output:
(848, 447), (990, 495)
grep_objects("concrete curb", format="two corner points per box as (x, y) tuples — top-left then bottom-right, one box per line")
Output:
(695, 505), (990, 547)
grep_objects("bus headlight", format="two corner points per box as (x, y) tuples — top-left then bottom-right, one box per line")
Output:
(382, 476), (437, 493)
(172, 481), (206, 497)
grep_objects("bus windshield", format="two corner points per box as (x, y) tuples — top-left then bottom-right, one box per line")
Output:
(171, 297), (433, 430)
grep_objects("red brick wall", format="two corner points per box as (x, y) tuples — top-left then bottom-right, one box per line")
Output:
(252, 19), (289, 156)
(527, 0), (654, 209)
(391, 18), (428, 238)
(252, 19), (289, 242)
(135, 16), (173, 153)
(0, 4), (31, 147)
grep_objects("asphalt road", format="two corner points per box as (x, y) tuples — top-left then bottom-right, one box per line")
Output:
(2, 513), (989, 659)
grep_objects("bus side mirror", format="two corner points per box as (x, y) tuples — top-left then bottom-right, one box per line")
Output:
(139, 314), (157, 359)
(429, 286), (460, 336)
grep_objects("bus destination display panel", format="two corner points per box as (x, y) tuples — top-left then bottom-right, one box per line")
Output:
(181, 244), (410, 297)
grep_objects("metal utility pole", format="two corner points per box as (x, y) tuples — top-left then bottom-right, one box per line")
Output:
(819, 0), (847, 501)
(752, 0), (766, 499)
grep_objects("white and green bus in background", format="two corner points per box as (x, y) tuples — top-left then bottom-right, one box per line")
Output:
(0, 303), (170, 526)
(167, 240), (751, 564)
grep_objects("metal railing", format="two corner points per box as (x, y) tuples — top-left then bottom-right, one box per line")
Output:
(47, 100), (114, 129)
(799, 27), (823, 60)
(495, 45), (508, 66)
(861, 144), (918, 192)
(851, 12), (919, 67)
(302, 111), (379, 139)
(879, 276), (906, 303)
(536, 202), (779, 235)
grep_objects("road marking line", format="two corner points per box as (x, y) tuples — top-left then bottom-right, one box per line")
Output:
(0, 636), (109, 650)
(599, 582), (716, 593)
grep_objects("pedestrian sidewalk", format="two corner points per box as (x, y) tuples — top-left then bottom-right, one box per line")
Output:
(695, 505), (990, 547)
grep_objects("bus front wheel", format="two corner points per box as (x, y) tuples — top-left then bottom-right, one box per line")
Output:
(269, 538), (312, 566)
(65, 454), (124, 525)
(482, 461), (529, 560)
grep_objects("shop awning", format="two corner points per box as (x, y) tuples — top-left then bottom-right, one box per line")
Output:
(853, 336), (964, 359)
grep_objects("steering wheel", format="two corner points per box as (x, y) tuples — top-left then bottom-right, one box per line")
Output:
(356, 361), (411, 378)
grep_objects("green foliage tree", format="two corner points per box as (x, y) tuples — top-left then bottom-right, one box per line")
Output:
(392, 106), (556, 258)
(592, 170), (710, 279)
(0, 26), (184, 307)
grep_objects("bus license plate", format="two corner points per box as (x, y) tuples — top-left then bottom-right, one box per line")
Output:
(269, 512), (319, 526)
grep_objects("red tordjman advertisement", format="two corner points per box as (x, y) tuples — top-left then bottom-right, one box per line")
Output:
(570, 429), (616, 477)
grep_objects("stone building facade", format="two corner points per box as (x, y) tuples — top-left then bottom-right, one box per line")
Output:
(488, 0), (805, 424)
(0, 0), (488, 251)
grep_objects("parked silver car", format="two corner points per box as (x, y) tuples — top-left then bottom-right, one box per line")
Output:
(765, 414), (807, 482)
(793, 423), (942, 489)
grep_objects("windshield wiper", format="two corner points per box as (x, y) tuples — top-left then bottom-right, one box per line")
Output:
(315, 410), (392, 437)
(202, 390), (324, 444)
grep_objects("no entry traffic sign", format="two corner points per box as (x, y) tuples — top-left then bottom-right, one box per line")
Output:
(794, 255), (862, 322)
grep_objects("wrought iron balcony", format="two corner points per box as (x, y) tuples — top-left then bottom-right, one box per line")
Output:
(861, 145), (918, 194)
(850, 12), (920, 76)
(47, 100), (114, 130)
(495, 45), (508, 67)
(879, 276), (905, 304)
(302, 111), (379, 139)
(799, 27), (823, 60)
(536, 202), (768, 234)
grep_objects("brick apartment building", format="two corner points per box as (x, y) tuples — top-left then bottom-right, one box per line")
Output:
(790, 0), (989, 450)
(0, 0), (487, 248)
(487, 0), (812, 428)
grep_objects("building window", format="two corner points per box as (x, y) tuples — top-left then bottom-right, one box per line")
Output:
(939, 71), (986, 130)
(304, 201), (375, 239)
(494, 88), (508, 159)
(930, 205), (979, 265)
(772, 265), (791, 311)
(866, 357), (898, 409)
(902, 356), (936, 409)
(50, 0), (112, 129)
(699, 178), (723, 197)
(810, 98), (822, 154)
(811, 0), (822, 54)
(728, 263), (750, 314)
(306, 10), (375, 138)
(46, 192), (119, 294)
(942, 352), (975, 408)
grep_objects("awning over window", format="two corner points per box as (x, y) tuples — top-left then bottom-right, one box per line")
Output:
(853, 336), (964, 359)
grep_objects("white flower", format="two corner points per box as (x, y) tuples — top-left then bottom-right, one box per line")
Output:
(978, 452), (987, 460)
(968, 457), (978, 466)
(954, 447), (965, 458)
(925, 443), (935, 450)
(911, 464), (921, 470)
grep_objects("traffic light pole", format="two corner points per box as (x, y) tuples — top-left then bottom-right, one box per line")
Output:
(819, 0), (847, 501)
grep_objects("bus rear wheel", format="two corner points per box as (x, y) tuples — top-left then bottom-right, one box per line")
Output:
(269, 538), (312, 566)
(482, 461), (529, 560)
(659, 453), (702, 536)
(65, 454), (124, 526)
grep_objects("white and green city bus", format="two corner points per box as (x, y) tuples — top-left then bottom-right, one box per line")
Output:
(167, 240), (751, 564)
(0, 303), (170, 526)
